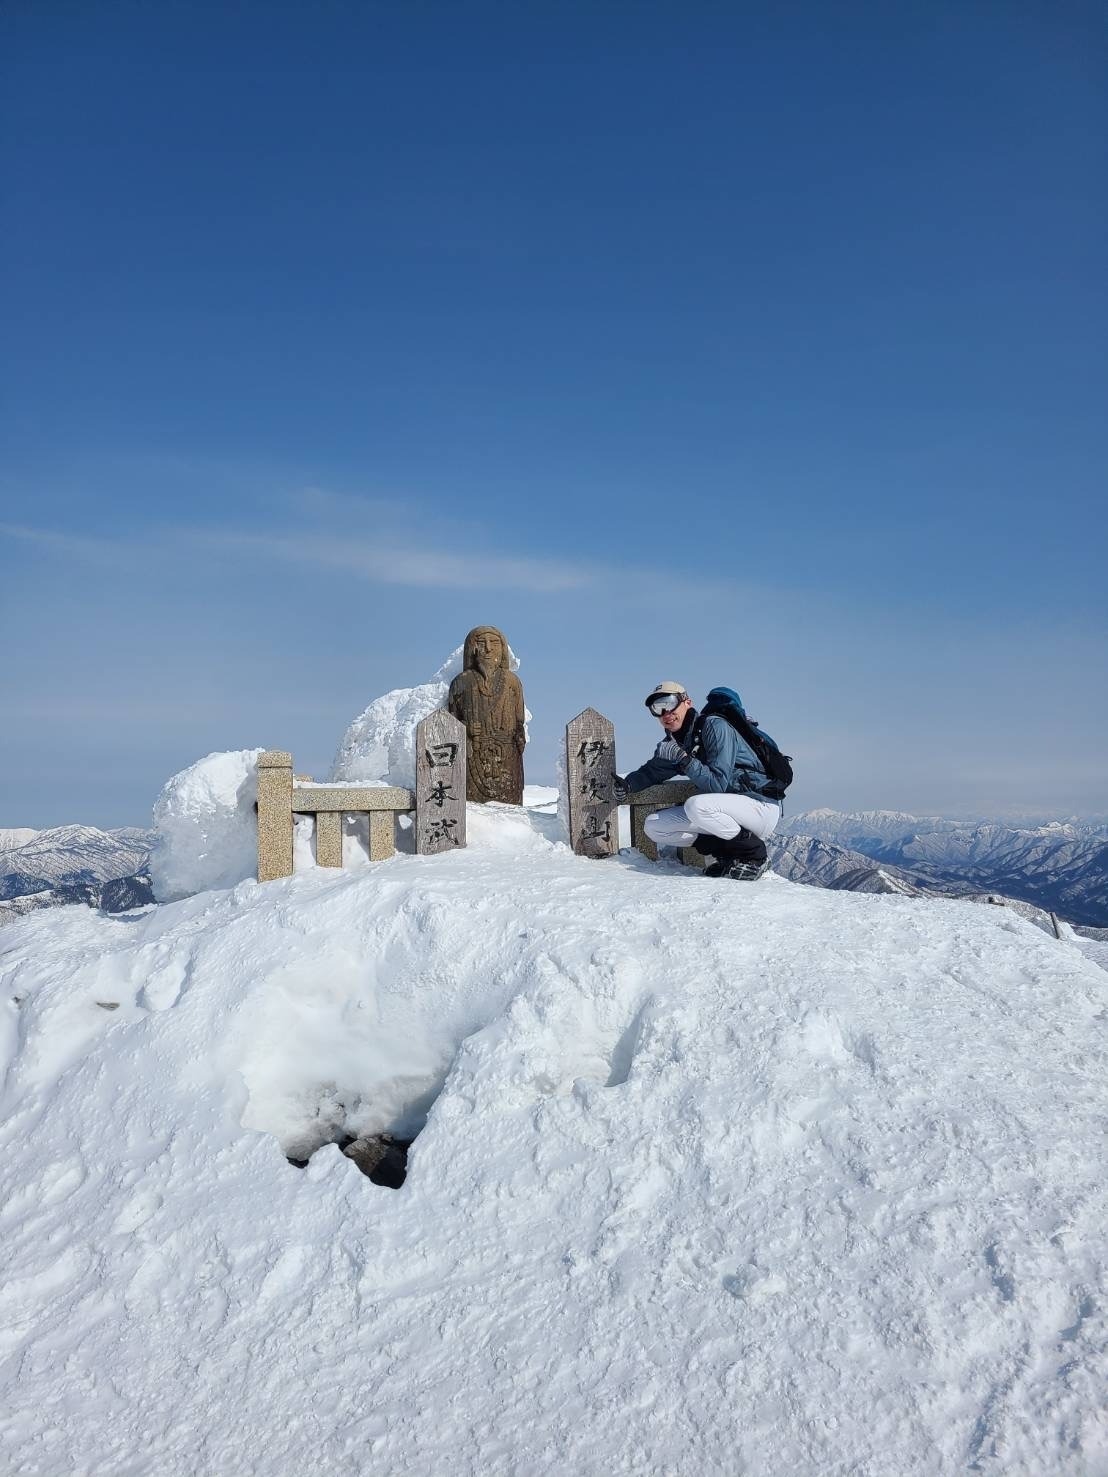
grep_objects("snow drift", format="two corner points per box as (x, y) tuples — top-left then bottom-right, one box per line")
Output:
(147, 747), (263, 902)
(1, 797), (1106, 1476)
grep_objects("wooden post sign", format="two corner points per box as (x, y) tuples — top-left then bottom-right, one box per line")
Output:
(565, 708), (618, 858)
(415, 709), (467, 855)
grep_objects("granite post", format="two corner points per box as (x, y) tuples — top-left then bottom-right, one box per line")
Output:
(257, 750), (294, 881)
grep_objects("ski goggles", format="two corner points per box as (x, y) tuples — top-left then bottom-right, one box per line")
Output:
(646, 692), (685, 716)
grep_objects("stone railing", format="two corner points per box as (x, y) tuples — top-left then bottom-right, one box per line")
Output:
(256, 709), (468, 881)
(564, 708), (703, 868)
(258, 703), (705, 880)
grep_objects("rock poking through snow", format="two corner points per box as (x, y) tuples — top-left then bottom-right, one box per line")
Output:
(339, 1133), (410, 1188)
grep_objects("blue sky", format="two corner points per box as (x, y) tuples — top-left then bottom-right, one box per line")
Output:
(2, 0), (1105, 827)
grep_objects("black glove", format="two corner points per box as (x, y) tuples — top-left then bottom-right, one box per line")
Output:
(611, 774), (630, 801)
(656, 737), (690, 769)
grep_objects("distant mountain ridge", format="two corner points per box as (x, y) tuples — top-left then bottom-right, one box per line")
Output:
(3, 810), (1106, 932)
(771, 835), (930, 897)
(0, 826), (153, 904)
(0, 873), (156, 924)
(780, 810), (1108, 927)
(768, 834), (1081, 938)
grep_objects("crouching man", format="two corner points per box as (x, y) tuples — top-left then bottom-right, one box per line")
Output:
(613, 681), (779, 881)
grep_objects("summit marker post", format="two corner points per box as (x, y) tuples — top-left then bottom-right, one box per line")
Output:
(565, 708), (618, 858)
(415, 709), (467, 855)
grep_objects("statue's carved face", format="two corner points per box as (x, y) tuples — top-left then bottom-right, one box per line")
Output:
(471, 629), (503, 676)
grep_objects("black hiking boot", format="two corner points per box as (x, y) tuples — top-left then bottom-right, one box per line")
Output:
(701, 828), (769, 881)
(713, 856), (771, 882)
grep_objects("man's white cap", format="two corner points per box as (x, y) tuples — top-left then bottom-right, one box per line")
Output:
(643, 680), (687, 707)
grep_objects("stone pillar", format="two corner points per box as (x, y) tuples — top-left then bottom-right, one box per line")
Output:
(315, 811), (343, 869)
(630, 804), (657, 863)
(565, 708), (618, 858)
(415, 709), (467, 854)
(257, 751), (294, 881)
(368, 811), (396, 861)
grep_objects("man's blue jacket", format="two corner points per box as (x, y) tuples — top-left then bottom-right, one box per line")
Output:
(624, 708), (779, 801)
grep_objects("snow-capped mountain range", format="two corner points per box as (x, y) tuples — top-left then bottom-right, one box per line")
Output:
(780, 810), (1108, 927)
(2, 809), (1106, 931)
(771, 835), (934, 896)
(0, 825), (153, 903)
(768, 834), (1088, 938)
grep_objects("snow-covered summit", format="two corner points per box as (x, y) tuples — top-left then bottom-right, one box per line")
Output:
(1, 799), (1105, 1475)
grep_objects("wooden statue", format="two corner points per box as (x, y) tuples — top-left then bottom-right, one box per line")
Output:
(447, 626), (526, 804)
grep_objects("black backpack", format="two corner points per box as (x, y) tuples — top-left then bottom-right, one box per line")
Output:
(695, 687), (794, 801)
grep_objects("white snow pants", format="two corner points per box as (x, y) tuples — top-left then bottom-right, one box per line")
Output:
(642, 791), (781, 848)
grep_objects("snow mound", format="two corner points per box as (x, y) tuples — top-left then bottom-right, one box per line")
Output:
(329, 657), (459, 787)
(148, 748), (263, 902)
(1, 815), (1106, 1475)
(330, 643), (527, 788)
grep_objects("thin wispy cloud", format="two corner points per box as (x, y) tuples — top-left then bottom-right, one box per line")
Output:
(4, 697), (240, 724)
(186, 524), (747, 604)
(0, 512), (839, 607)
(1, 516), (592, 593)
(0, 522), (131, 566)
(191, 529), (592, 593)
(289, 486), (419, 524)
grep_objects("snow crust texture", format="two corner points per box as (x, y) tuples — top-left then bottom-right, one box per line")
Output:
(2, 803), (1107, 1475)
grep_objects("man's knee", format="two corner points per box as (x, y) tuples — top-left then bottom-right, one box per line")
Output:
(643, 812), (667, 842)
(645, 806), (692, 844)
(683, 794), (713, 826)
(684, 794), (737, 837)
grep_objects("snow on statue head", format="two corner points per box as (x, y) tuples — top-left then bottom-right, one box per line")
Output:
(149, 748), (264, 903)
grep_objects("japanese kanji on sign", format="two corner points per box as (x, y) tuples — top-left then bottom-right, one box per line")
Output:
(415, 709), (468, 855)
(564, 707), (618, 858)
